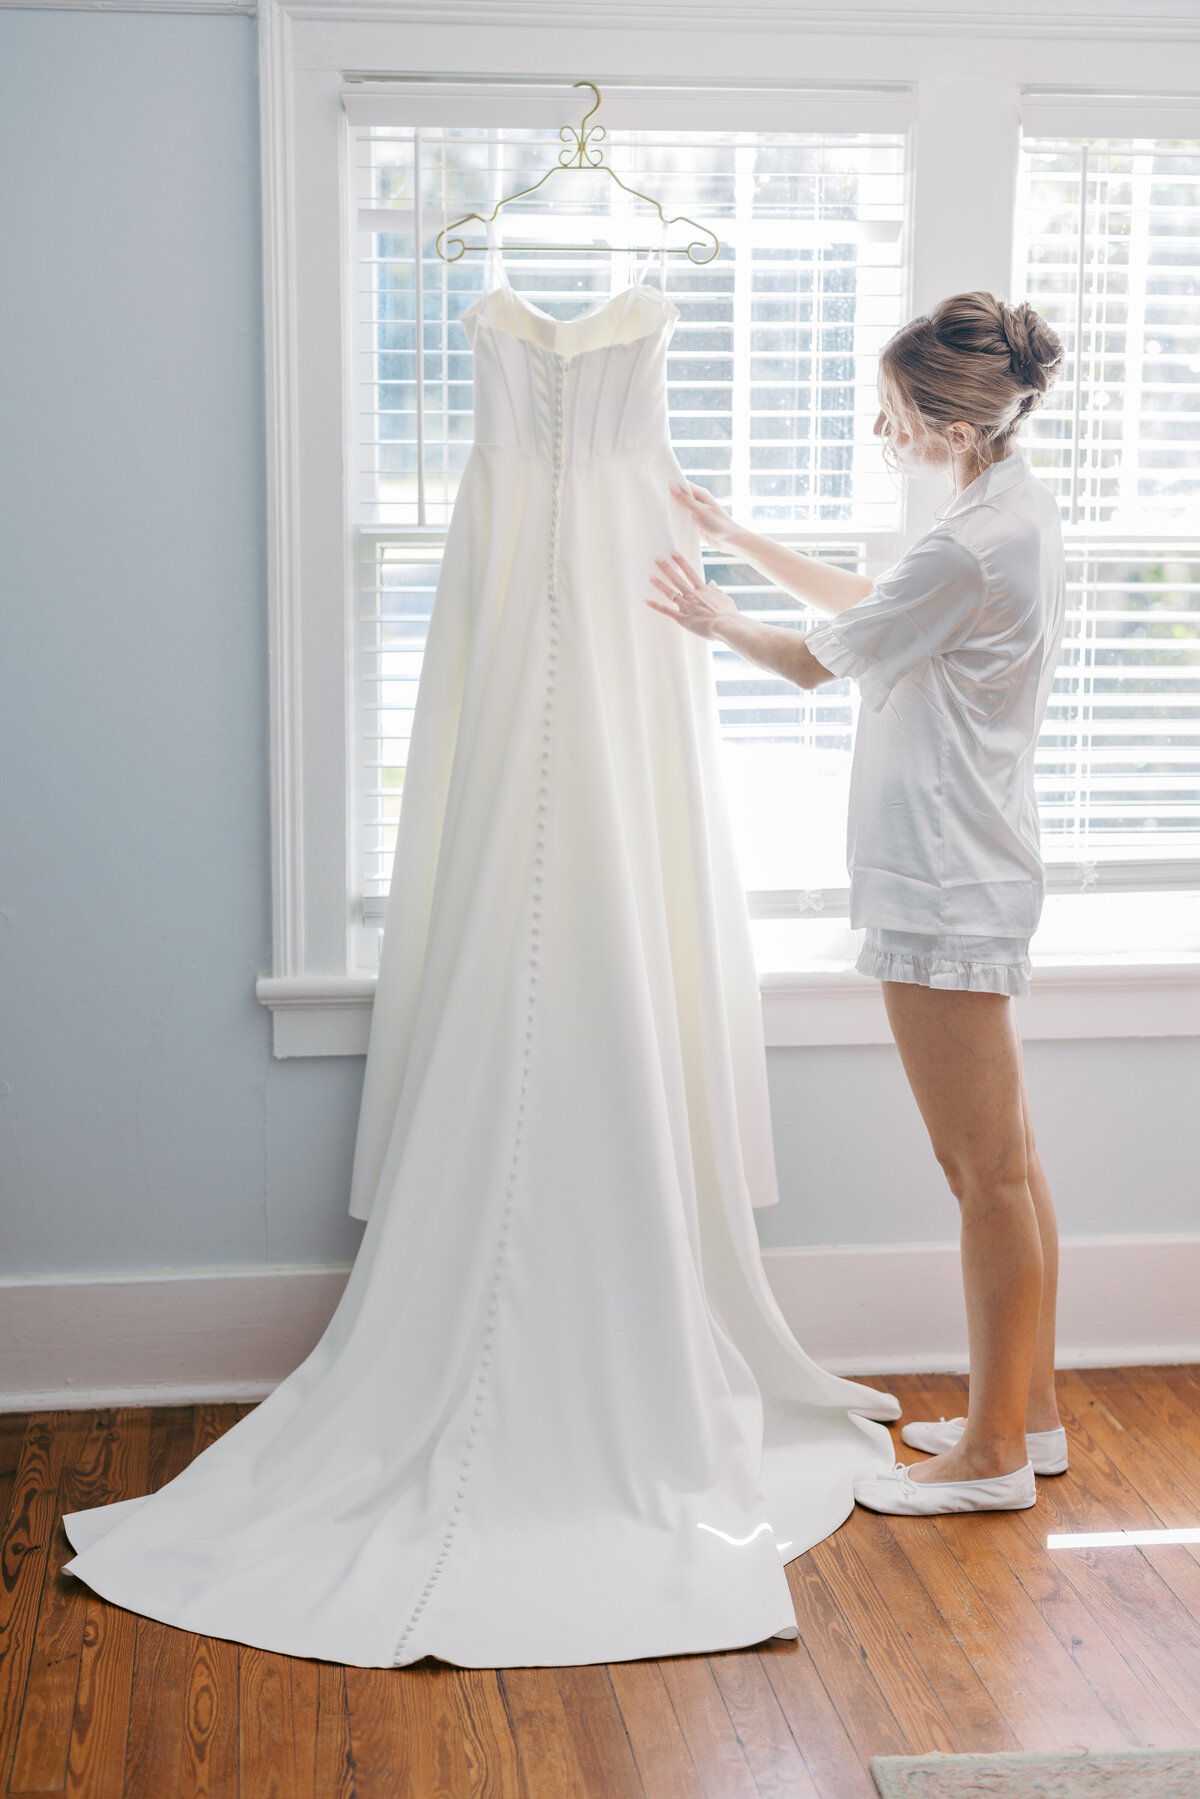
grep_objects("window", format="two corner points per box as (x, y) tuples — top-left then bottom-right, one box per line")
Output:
(1018, 133), (1200, 884)
(349, 105), (908, 962)
(253, 23), (1200, 1054)
(352, 109), (1200, 966)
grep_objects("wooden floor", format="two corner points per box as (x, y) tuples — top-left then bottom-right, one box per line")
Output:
(2, 1367), (1200, 1798)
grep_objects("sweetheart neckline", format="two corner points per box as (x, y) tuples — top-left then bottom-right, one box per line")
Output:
(499, 282), (669, 323)
(463, 282), (677, 361)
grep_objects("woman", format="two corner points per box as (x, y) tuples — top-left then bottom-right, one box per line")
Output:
(649, 291), (1068, 1517)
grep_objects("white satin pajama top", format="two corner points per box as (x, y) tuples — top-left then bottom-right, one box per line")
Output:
(805, 452), (1066, 938)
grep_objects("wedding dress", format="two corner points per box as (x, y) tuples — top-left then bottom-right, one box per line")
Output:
(62, 242), (896, 1669)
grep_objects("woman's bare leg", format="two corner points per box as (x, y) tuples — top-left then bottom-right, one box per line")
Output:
(1018, 1044), (1062, 1434)
(882, 983), (1042, 1483)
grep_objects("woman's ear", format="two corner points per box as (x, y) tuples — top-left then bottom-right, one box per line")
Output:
(945, 420), (978, 456)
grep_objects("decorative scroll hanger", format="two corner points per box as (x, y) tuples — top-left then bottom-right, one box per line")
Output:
(434, 81), (720, 266)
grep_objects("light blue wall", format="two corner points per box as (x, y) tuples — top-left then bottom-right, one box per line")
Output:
(759, 1037), (1200, 1248)
(1, 11), (1195, 1280)
(0, 9), (364, 1276)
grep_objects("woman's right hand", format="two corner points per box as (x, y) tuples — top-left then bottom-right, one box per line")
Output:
(670, 481), (743, 552)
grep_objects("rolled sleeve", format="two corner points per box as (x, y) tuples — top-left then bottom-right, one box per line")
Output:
(805, 533), (989, 713)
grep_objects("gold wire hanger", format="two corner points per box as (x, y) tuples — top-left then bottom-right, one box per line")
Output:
(434, 81), (720, 266)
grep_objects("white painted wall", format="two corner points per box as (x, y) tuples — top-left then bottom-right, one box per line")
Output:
(0, 12), (1196, 1314)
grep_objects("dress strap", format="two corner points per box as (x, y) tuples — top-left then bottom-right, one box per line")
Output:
(635, 220), (670, 295)
(482, 219), (511, 296)
(482, 218), (532, 342)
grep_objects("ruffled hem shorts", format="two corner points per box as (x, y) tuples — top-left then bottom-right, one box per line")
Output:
(856, 927), (1032, 998)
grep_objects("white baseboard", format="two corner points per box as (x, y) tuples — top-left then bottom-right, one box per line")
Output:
(0, 1265), (350, 1413)
(2, 1235), (1197, 1412)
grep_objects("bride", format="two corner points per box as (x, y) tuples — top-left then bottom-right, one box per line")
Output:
(653, 289), (1069, 1519)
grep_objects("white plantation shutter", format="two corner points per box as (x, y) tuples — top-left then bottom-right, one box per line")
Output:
(348, 91), (909, 924)
(703, 545), (864, 907)
(1039, 547), (1200, 866)
(357, 541), (440, 904)
(1018, 128), (1200, 880)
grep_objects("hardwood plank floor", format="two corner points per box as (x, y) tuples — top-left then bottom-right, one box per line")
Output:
(1, 1367), (1197, 1798)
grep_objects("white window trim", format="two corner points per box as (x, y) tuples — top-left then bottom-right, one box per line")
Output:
(256, 962), (1200, 1058)
(254, 0), (1200, 1055)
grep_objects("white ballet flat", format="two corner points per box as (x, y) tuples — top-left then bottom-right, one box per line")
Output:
(901, 1416), (1068, 1476)
(854, 1460), (1036, 1516)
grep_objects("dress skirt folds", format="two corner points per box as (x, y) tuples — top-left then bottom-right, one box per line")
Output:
(61, 266), (897, 1669)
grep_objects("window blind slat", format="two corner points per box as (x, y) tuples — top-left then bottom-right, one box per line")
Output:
(1018, 134), (1200, 530)
(1016, 131), (1200, 869)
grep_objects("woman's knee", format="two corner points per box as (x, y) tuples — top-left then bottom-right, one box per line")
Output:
(932, 1137), (1030, 1210)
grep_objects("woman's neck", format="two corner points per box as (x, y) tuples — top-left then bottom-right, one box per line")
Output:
(951, 446), (1011, 495)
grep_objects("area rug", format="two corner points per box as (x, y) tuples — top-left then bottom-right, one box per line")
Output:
(870, 1747), (1200, 1797)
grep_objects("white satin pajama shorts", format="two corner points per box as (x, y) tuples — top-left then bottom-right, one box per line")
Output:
(856, 927), (1032, 998)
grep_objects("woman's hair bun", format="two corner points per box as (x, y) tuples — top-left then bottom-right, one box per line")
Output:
(998, 300), (1063, 393)
(881, 289), (1065, 467)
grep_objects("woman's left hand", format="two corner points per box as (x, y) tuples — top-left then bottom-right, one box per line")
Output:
(647, 552), (738, 640)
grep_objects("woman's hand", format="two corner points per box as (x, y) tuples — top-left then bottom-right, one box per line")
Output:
(648, 550), (829, 689)
(669, 480), (742, 551)
(647, 552), (739, 640)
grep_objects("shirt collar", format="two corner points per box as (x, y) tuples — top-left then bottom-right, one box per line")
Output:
(940, 450), (1029, 519)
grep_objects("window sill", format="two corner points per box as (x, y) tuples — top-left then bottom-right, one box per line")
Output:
(255, 958), (1200, 1058)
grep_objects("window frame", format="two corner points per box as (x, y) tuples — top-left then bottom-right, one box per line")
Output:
(254, 0), (1200, 1056)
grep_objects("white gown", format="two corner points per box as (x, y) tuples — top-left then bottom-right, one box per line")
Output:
(62, 252), (897, 1670)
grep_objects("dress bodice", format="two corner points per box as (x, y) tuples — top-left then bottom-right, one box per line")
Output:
(461, 283), (678, 464)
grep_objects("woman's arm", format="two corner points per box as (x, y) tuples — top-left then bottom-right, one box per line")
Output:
(648, 553), (834, 691)
(670, 481), (872, 616)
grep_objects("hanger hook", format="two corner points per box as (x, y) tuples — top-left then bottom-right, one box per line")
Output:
(559, 79), (605, 169)
(573, 79), (602, 137)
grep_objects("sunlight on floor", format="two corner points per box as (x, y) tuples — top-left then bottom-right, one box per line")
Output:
(1048, 1527), (1200, 1547)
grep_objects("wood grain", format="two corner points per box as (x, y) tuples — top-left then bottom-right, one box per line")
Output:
(1077, 1367), (1200, 1541)
(552, 1663), (646, 1799)
(656, 1653), (759, 1799)
(756, 1633), (879, 1799)
(0, 1413), (78, 1793)
(902, 1371), (1195, 1748)
(980, 1504), (1197, 1746)
(239, 1647), (297, 1799)
(1155, 1363), (1200, 1424)
(808, 1526), (966, 1754)
(784, 1549), (908, 1765)
(607, 1659), (703, 1799)
(451, 1666), (525, 1799)
(0, 1421), (27, 1548)
(343, 1664), (408, 1799)
(11, 1408), (148, 1792)
(291, 1659), (353, 1799)
(61, 1411), (152, 1799)
(64, 1596), (140, 1798)
(500, 1666), (591, 1799)
(180, 1633), (239, 1799)
(122, 1409), (200, 1799)
(842, 1507), (1016, 1752)
(704, 1647), (820, 1799)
